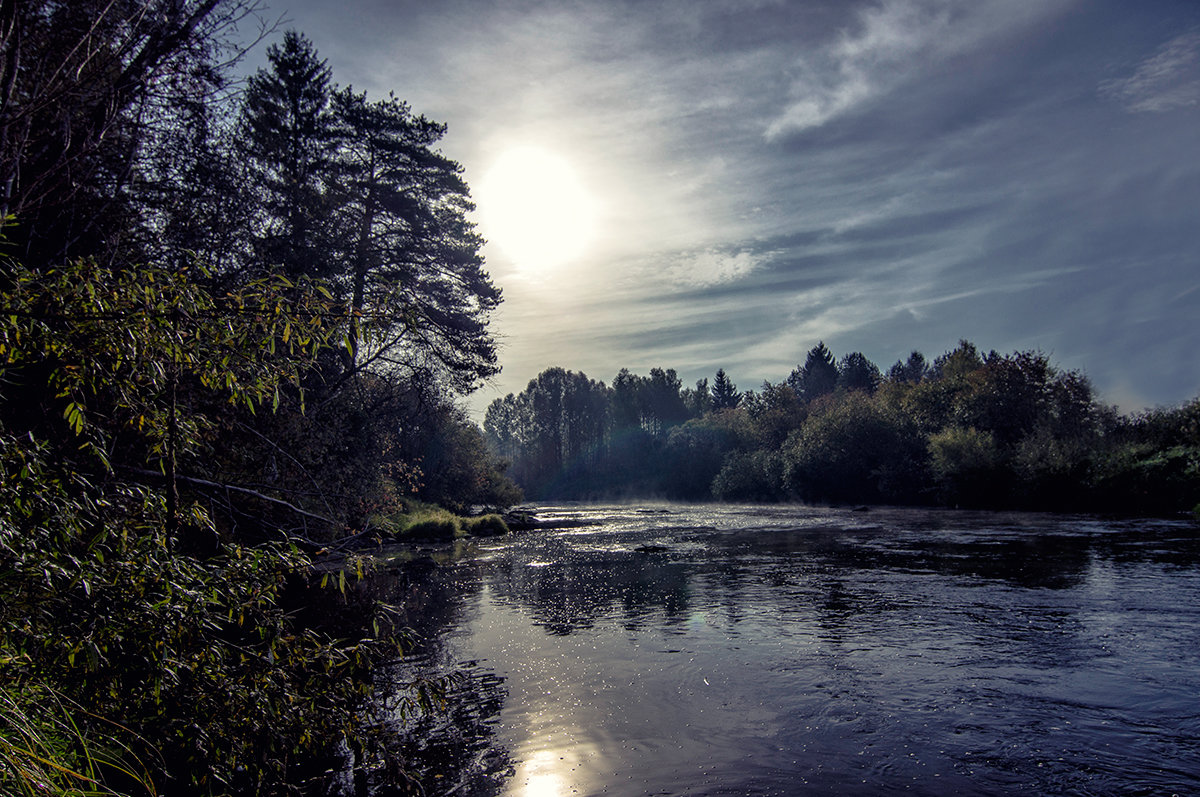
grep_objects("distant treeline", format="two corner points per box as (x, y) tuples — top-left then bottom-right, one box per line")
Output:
(485, 342), (1200, 514)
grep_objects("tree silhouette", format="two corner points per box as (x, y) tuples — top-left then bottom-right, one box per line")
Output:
(788, 342), (839, 401)
(711, 368), (741, 409)
(837, 352), (881, 393)
(241, 30), (338, 281)
(888, 351), (928, 384)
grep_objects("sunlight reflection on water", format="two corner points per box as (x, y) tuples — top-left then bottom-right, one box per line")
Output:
(390, 504), (1200, 797)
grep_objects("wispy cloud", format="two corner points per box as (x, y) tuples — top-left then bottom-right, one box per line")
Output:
(765, 0), (1069, 139)
(1100, 29), (1200, 113)
(280, 0), (1200, 413)
(667, 248), (764, 287)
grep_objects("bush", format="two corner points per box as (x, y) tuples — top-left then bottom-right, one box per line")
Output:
(711, 450), (786, 502)
(0, 435), (404, 795)
(927, 425), (1003, 506)
(783, 393), (925, 504)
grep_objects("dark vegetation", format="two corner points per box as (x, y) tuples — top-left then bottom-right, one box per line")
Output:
(1, 2), (517, 794)
(2, 2), (1195, 794)
(485, 345), (1200, 514)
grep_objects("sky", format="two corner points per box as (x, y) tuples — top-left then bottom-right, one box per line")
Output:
(250, 0), (1200, 417)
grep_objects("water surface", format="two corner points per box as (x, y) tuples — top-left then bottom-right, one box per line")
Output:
(388, 504), (1200, 796)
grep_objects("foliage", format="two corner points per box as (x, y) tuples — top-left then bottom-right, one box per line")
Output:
(407, 401), (523, 512)
(661, 419), (740, 499)
(888, 351), (929, 384)
(0, 431), (402, 795)
(0, 0), (263, 265)
(0, 255), (332, 437)
(927, 426), (1002, 507)
(2, 8), (514, 795)
(485, 346), (1199, 514)
(782, 392), (925, 504)
(710, 368), (741, 410)
(237, 30), (500, 392)
(711, 449), (786, 502)
(0, 256), (427, 794)
(837, 352), (881, 394)
(787, 341), (838, 401)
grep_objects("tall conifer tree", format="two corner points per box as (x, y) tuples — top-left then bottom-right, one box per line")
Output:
(788, 342), (839, 401)
(330, 87), (499, 387)
(711, 368), (741, 409)
(241, 30), (337, 280)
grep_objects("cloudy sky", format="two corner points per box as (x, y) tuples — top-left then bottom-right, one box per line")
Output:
(258, 0), (1200, 415)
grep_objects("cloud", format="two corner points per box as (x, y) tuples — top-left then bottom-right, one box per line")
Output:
(667, 248), (763, 287)
(765, 0), (1068, 139)
(1099, 29), (1200, 113)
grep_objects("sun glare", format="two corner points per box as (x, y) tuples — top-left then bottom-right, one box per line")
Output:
(517, 750), (570, 797)
(478, 146), (596, 274)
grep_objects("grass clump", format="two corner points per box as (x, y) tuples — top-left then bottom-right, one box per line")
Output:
(463, 514), (509, 537)
(373, 505), (510, 540)
(389, 503), (465, 540)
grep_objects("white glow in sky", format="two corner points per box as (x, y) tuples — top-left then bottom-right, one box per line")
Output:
(477, 146), (597, 276)
(263, 0), (1200, 415)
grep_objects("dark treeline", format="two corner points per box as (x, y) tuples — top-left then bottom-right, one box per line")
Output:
(485, 343), (1200, 514)
(2, 3), (515, 795)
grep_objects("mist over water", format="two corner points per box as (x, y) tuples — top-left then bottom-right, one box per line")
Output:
(387, 505), (1200, 796)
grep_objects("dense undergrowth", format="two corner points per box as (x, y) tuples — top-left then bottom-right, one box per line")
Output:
(1, 6), (520, 792)
(0, 259), (424, 794)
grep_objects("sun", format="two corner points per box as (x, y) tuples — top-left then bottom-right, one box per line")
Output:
(477, 146), (596, 273)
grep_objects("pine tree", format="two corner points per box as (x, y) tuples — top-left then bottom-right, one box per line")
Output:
(837, 352), (881, 393)
(241, 30), (338, 281)
(888, 351), (929, 384)
(711, 368), (741, 409)
(788, 342), (839, 401)
(330, 87), (499, 387)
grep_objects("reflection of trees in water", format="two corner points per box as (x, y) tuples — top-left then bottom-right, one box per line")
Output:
(373, 660), (513, 797)
(328, 509), (1200, 793)
(487, 554), (695, 635)
(333, 558), (515, 796)
(722, 524), (1096, 591)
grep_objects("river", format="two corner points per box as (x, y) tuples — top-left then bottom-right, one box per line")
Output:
(379, 504), (1200, 796)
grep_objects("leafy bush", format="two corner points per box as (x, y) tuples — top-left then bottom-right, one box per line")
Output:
(0, 434), (403, 794)
(783, 393), (925, 504)
(711, 450), (786, 502)
(927, 426), (1003, 507)
(0, 259), (420, 794)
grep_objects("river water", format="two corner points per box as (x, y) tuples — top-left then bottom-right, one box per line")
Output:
(383, 504), (1200, 796)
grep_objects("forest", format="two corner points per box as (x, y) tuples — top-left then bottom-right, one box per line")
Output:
(484, 343), (1200, 514)
(1, 2), (516, 794)
(2, 2), (1198, 795)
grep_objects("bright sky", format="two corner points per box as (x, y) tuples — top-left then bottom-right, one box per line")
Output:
(264, 0), (1200, 416)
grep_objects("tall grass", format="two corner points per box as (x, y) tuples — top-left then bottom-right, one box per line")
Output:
(0, 678), (155, 796)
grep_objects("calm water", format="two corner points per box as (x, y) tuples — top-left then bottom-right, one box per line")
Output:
(382, 504), (1200, 796)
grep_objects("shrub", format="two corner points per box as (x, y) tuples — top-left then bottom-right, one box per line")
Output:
(927, 425), (1003, 506)
(0, 435), (404, 794)
(711, 449), (786, 502)
(783, 393), (925, 504)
